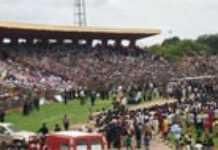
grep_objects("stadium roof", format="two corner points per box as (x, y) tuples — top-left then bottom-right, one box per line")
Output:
(0, 21), (160, 40)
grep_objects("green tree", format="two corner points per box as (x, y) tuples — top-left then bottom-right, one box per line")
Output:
(197, 34), (218, 54)
(148, 36), (209, 59)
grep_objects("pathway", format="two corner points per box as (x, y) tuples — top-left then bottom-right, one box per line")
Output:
(128, 98), (176, 110)
(149, 137), (172, 150)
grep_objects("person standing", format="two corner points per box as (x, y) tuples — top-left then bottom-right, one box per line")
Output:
(134, 122), (142, 149)
(38, 123), (49, 135)
(124, 133), (132, 150)
(80, 89), (85, 105)
(184, 134), (193, 150)
(203, 133), (214, 150)
(54, 124), (62, 132)
(90, 90), (96, 106)
(0, 108), (5, 122)
(170, 122), (182, 150)
(143, 125), (152, 150)
(33, 96), (40, 111)
(63, 114), (70, 130)
(175, 87), (183, 103)
(64, 89), (68, 105)
(23, 100), (29, 116)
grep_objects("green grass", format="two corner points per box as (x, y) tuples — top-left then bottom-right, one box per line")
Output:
(214, 137), (218, 148)
(5, 99), (112, 132)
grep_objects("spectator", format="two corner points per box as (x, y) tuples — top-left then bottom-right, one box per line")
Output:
(134, 122), (142, 148)
(38, 123), (49, 135)
(0, 108), (5, 122)
(64, 89), (68, 105)
(79, 89), (86, 105)
(63, 114), (70, 130)
(54, 123), (62, 132)
(90, 90), (96, 106)
(170, 122), (182, 150)
(184, 133), (193, 150)
(33, 96), (40, 111)
(143, 125), (152, 150)
(23, 100), (29, 116)
(124, 133), (132, 150)
(203, 133), (214, 150)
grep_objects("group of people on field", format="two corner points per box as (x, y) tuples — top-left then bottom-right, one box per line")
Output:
(94, 79), (218, 150)
(37, 114), (70, 136)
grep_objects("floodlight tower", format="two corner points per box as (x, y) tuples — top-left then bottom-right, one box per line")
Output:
(74, 0), (87, 26)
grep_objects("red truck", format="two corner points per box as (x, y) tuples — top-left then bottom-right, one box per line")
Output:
(28, 131), (106, 150)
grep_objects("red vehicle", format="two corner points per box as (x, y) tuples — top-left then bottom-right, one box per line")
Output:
(28, 131), (106, 150)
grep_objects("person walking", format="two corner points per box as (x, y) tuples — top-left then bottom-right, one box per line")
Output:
(143, 125), (152, 150)
(124, 133), (132, 150)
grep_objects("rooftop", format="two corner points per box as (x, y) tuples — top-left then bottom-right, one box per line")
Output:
(0, 21), (160, 40)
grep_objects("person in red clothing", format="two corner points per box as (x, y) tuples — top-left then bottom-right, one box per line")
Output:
(157, 112), (165, 138)
(207, 109), (214, 133)
(204, 116), (211, 133)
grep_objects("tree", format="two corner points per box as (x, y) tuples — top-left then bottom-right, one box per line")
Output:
(197, 34), (218, 54)
(162, 37), (180, 46)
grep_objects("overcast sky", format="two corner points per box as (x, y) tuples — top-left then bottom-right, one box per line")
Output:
(0, 0), (218, 45)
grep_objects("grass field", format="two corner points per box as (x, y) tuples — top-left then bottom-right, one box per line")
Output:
(5, 99), (112, 132)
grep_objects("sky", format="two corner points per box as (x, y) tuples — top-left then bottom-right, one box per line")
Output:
(0, 0), (218, 46)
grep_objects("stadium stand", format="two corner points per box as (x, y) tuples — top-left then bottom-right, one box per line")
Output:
(0, 22), (218, 110)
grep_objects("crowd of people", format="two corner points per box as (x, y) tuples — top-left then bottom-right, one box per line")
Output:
(0, 43), (175, 110)
(1, 43), (218, 109)
(1, 43), (218, 149)
(0, 57), (73, 91)
(0, 44), (174, 90)
(94, 80), (218, 150)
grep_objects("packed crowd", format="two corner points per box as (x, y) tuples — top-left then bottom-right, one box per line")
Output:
(1, 44), (218, 104)
(0, 58), (73, 91)
(0, 44), (175, 110)
(176, 56), (218, 78)
(0, 44), (174, 90)
(1, 43), (218, 150)
(94, 79), (218, 150)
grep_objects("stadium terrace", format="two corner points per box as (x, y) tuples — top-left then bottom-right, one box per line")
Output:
(0, 21), (160, 47)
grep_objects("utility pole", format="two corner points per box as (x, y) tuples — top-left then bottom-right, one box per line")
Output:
(74, 0), (87, 26)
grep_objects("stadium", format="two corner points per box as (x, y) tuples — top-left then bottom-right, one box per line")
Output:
(1, 0), (218, 150)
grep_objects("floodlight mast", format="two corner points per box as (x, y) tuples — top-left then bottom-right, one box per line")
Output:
(74, 0), (87, 26)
